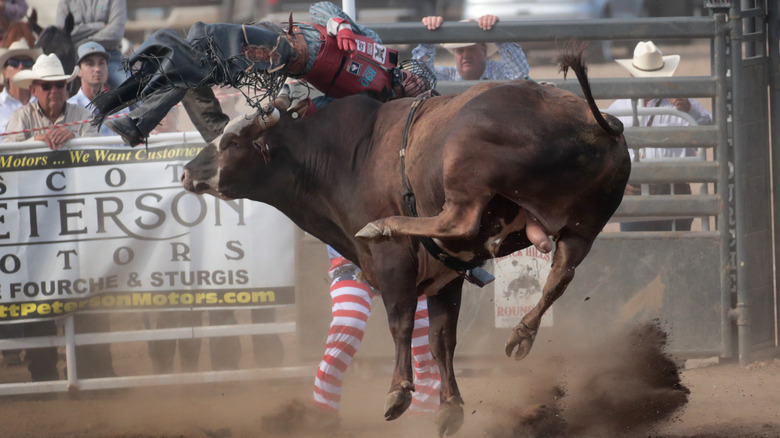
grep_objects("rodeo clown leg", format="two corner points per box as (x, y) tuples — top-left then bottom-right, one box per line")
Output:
(313, 247), (441, 419)
(92, 21), (299, 146)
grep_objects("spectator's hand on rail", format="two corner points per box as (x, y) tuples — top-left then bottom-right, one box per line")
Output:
(421, 16), (444, 30)
(35, 127), (75, 150)
(670, 98), (691, 113)
(476, 14), (499, 30)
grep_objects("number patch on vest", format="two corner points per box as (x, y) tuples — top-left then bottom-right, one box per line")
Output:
(360, 66), (377, 87)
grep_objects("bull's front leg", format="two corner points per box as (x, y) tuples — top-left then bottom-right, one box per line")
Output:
(505, 232), (593, 360)
(427, 278), (465, 437)
(374, 256), (420, 421)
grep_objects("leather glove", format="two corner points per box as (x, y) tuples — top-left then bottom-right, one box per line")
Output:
(327, 17), (356, 57)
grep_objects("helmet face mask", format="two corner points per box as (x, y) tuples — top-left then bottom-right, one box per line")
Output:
(395, 59), (437, 98)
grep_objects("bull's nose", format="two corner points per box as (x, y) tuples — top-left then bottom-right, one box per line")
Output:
(180, 168), (197, 192)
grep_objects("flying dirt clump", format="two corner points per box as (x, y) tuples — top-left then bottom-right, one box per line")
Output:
(483, 320), (689, 438)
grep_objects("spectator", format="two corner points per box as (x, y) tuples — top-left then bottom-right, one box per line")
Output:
(68, 41), (128, 137)
(64, 45), (120, 378)
(4, 53), (97, 149)
(2, 53), (98, 381)
(0, 38), (38, 131)
(56, 0), (128, 90)
(412, 15), (530, 81)
(607, 41), (713, 232)
(0, 38), (38, 369)
(0, 0), (29, 35)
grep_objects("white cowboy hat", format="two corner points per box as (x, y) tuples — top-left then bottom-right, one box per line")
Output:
(0, 39), (42, 84)
(12, 53), (79, 89)
(441, 41), (498, 57)
(615, 41), (680, 78)
(440, 20), (498, 57)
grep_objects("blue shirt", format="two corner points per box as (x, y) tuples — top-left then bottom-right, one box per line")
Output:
(68, 88), (129, 137)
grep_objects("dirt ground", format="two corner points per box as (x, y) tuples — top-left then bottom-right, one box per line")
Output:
(2, 39), (774, 437)
(1, 319), (779, 438)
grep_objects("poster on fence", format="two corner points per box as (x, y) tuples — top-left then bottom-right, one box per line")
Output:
(0, 144), (295, 323)
(493, 247), (553, 328)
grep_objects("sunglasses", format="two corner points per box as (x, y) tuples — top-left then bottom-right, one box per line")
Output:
(4, 58), (34, 69)
(37, 81), (67, 91)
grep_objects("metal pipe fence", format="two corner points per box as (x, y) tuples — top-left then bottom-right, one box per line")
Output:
(3, 11), (767, 393)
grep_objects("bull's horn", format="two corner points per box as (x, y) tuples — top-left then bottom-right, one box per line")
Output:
(274, 84), (292, 111)
(256, 106), (281, 129)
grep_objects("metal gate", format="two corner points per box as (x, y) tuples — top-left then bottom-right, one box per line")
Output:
(297, 4), (779, 366)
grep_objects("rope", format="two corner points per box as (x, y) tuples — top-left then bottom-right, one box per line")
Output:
(0, 91), (244, 137)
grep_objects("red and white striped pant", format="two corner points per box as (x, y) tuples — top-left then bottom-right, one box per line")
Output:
(313, 254), (441, 413)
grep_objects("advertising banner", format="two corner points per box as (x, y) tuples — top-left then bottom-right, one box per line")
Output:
(0, 144), (295, 323)
(493, 247), (553, 328)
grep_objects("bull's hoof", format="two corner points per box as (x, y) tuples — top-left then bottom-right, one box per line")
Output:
(436, 397), (465, 436)
(383, 386), (413, 421)
(355, 222), (392, 240)
(505, 322), (538, 360)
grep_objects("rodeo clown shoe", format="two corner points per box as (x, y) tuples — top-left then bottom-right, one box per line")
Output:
(93, 1), (435, 146)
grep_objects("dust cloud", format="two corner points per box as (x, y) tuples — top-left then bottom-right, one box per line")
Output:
(256, 320), (689, 438)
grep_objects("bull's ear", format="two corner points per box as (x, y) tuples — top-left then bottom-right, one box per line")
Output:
(288, 98), (312, 120)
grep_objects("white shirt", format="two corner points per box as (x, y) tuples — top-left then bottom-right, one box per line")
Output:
(68, 88), (129, 137)
(0, 88), (29, 132)
(607, 98), (713, 160)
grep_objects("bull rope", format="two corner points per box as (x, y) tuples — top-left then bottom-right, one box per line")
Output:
(398, 95), (494, 287)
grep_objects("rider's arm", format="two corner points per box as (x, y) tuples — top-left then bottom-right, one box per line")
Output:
(309, 1), (382, 42)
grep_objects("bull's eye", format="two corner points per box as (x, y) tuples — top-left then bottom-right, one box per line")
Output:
(219, 138), (240, 151)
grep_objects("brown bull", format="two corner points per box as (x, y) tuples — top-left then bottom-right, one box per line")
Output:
(181, 50), (630, 436)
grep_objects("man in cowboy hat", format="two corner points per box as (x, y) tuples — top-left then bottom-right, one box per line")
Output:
(0, 39), (41, 368)
(608, 40), (712, 232)
(0, 38), (40, 132)
(412, 14), (530, 81)
(3, 53), (98, 149)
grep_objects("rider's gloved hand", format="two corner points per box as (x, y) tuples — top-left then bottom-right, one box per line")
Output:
(327, 17), (356, 57)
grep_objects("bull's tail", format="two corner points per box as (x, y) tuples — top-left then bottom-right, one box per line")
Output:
(556, 42), (623, 136)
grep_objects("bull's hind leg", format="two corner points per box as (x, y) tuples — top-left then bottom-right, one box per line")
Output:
(357, 199), (554, 255)
(427, 278), (465, 437)
(505, 230), (594, 360)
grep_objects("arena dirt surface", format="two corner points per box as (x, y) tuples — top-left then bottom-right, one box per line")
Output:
(2, 40), (777, 437)
(1, 318), (779, 438)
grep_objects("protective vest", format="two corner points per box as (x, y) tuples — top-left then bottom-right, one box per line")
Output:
(302, 24), (399, 102)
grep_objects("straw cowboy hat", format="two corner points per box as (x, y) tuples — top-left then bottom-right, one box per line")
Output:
(615, 41), (680, 77)
(12, 53), (79, 89)
(0, 39), (42, 84)
(440, 20), (498, 57)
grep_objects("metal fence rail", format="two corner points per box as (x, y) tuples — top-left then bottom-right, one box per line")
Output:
(4, 10), (772, 395)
